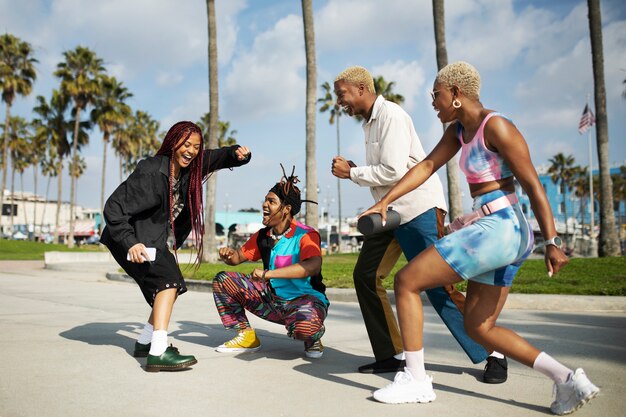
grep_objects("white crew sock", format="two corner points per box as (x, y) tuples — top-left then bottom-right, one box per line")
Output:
(394, 352), (405, 360)
(533, 352), (572, 384)
(137, 323), (153, 345)
(149, 330), (168, 356)
(405, 349), (427, 381)
(489, 350), (505, 359)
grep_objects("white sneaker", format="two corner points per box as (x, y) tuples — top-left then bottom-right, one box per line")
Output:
(550, 368), (599, 415)
(373, 368), (436, 404)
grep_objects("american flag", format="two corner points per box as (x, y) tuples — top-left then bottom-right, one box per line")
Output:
(578, 104), (595, 135)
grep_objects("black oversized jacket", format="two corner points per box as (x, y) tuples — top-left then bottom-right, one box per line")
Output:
(101, 145), (250, 253)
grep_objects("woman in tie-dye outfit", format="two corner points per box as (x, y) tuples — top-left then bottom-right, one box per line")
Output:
(212, 166), (328, 359)
(360, 62), (599, 415)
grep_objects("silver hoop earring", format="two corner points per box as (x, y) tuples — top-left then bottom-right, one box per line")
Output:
(452, 99), (462, 109)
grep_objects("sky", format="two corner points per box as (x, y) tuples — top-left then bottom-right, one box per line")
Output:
(2, 0), (626, 220)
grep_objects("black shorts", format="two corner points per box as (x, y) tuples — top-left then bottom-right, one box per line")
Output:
(107, 245), (187, 307)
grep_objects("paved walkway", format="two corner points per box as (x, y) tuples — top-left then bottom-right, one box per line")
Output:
(0, 261), (623, 417)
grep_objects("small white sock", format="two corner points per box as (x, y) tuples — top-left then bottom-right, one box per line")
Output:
(394, 352), (405, 360)
(149, 330), (168, 356)
(137, 323), (153, 345)
(489, 351), (505, 359)
(405, 349), (426, 381)
(533, 352), (572, 384)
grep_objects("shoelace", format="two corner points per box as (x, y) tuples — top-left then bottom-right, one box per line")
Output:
(393, 371), (413, 385)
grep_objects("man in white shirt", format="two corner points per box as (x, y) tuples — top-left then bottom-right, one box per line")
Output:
(331, 66), (505, 383)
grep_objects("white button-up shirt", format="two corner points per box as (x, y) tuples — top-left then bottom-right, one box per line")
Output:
(349, 95), (447, 224)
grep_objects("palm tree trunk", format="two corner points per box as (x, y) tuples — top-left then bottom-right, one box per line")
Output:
(302, 0), (318, 229)
(53, 157), (63, 244)
(32, 165), (38, 239)
(10, 168), (15, 233)
(203, 0), (219, 263)
(67, 107), (81, 248)
(432, 0), (463, 220)
(20, 172), (28, 229)
(587, 0), (620, 256)
(0, 104), (11, 232)
(100, 133), (109, 235)
(40, 174), (51, 233)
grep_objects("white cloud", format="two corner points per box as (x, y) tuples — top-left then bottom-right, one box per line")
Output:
(315, 0), (431, 51)
(156, 72), (184, 87)
(222, 14), (305, 119)
(371, 60), (426, 113)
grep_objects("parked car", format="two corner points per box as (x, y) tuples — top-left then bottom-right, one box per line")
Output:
(83, 234), (100, 245)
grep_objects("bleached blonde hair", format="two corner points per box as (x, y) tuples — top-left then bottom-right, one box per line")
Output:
(335, 66), (375, 93)
(436, 61), (481, 100)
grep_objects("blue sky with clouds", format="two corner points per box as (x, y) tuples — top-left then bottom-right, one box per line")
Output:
(2, 0), (625, 219)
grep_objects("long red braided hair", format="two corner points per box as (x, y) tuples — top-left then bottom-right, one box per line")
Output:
(156, 121), (205, 267)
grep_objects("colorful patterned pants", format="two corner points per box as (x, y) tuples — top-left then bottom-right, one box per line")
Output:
(212, 271), (328, 345)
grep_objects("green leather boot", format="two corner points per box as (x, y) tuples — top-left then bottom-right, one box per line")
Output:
(133, 342), (151, 358)
(146, 346), (197, 372)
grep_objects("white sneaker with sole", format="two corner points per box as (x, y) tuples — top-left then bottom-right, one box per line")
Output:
(550, 368), (599, 415)
(373, 367), (436, 404)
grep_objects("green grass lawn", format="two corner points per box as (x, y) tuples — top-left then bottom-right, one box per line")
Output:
(185, 252), (626, 296)
(0, 239), (105, 260)
(2, 240), (624, 295)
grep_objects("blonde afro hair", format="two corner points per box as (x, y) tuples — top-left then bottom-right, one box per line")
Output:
(335, 66), (375, 94)
(436, 61), (481, 100)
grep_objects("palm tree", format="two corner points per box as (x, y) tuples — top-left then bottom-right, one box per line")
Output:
(29, 118), (47, 238)
(432, 0), (463, 221)
(54, 46), (104, 248)
(302, 0), (318, 229)
(111, 117), (133, 182)
(5, 116), (30, 233)
(197, 113), (238, 148)
(125, 110), (160, 170)
(91, 75), (132, 234)
(548, 153), (576, 248)
(571, 166), (590, 228)
(204, 0), (220, 263)
(318, 81), (345, 252)
(587, 0), (620, 256)
(0, 33), (37, 234)
(38, 152), (58, 234)
(32, 90), (71, 243)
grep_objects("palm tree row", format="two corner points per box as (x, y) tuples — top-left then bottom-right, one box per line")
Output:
(547, 152), (626, 248)
(0, 34), (163, 245)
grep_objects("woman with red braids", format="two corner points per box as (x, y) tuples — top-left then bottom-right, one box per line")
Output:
(101, 121), (251, 372)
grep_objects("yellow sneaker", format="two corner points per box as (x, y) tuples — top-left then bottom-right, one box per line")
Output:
(216, 329), (261, 353)
(305, 339), (324, 359)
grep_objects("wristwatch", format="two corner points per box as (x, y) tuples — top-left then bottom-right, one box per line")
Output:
(544, 236), (563, 249)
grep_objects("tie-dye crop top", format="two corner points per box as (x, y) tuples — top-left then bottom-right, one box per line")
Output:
(457, 112), (513, 184)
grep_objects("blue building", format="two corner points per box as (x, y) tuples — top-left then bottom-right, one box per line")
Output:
(517, 166), (625, 237)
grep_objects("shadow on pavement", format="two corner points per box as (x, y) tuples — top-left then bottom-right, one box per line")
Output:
(59, 321), (144, 365)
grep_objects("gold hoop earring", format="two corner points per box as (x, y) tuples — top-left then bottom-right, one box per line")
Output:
(452, 99), (462, 109)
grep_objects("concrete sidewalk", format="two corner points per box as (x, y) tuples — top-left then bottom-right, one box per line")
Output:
(0, 261), (623, 417)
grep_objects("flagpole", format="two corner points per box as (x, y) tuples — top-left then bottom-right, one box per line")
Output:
(586, 94), (596, 255)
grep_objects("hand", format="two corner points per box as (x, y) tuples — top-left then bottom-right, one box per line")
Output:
(545, 245), (569, 277)
(251, 268), (268, 281)
(218, 247), (236, 262)
(235, 146), (251, 161)
(331, 156), (354, 179)
(128, 243), (150, 263)
(359, 201), (389, 226)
